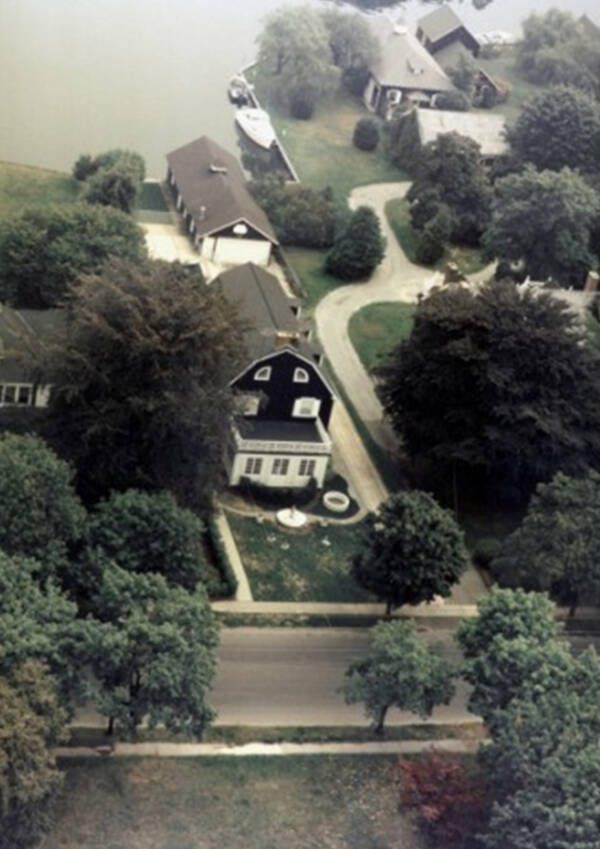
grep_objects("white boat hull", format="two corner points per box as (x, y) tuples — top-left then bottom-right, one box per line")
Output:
(235, 108), (276, 150)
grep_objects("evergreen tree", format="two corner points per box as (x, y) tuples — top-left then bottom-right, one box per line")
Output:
(325, 205), (384, 280)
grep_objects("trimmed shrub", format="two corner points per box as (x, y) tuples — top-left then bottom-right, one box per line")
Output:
(290, 90), (316, 120)
(353, 117), (380, 151)
(434, 91), (471, 111)
(325, 205), (385, 280)
(343, 66), (370, 97)
(237, 476), (318, 508)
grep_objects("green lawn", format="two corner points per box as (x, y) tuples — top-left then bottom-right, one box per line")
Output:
(478, 46), (547, 125)
(349, 303), (415, 374)
(136, 180), (169, 211)
(384, 197), (488, 275)
(0, 161), (80, 220)
(47, 756), (420, 849)
(227, 512), (372, 602)
(284, 246), (340, 312)
(266, 90), (406, 207)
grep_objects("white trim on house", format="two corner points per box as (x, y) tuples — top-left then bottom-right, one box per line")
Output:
(292, 397), (321, 419)
(254, 366), (272, 381)
(293, 367), (309, 383)
(230, 451), (329, 487)
(230, 348), (337, 399)
(231, 417), (332, 455)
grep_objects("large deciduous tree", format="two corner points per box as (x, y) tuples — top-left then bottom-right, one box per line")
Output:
(40, 258), (245, 508)
(483, 166), (599, 287)
(340, 620), (455, 735)
(492, 470), (600, 615)
(325, 205), (384, 280)
(87, 489), (211, 591)
(0, 203), (147, 308)
(249, 179), (335, 247)
(352, 491), (468, 613)
(321, 9), (379, 81)
(0, 662), (68, 849)
(0, 434), (85, 578)
(91, 564), (219, 737)
(407, 132), (492, 245)
(507, 85), (600, 173)
(256, 6), (340, 118)
(380, 281), (600, 498)
(78, 148), (146, 214)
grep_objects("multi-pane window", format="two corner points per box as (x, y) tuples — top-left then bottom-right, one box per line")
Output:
(272, 458), (289, 476)
(0, 384), (33, 406)
(299, 459), (316, 477)
(293, 397), (320, 418)
(244, 457), (263, 475)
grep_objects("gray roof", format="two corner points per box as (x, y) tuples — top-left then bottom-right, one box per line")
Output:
(211, 263), (321, 363)
(0, 307), (65, 382)
(237, 418), (326, 444)
(369, 17), (454, 92)
(166, 136), (277, 244)
(417, 5), (470, 43)
(416, 109), (508, 158)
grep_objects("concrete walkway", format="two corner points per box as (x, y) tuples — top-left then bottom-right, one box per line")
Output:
(215, 509), (253, 601)
(56, 738), (480, 759)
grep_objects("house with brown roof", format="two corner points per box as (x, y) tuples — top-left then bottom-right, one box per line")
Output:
(0, 306), (63, 409)
(416, 5), (480, 58)
(166, 137), (278, 268)
(365, 18), (455, 116)
(212, 263), (334, 488)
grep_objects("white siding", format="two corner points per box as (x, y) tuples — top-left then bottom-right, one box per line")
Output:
(229, 453), (329, 488)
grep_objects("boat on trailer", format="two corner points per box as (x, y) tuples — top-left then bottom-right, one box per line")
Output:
(235, 107), (277, 150)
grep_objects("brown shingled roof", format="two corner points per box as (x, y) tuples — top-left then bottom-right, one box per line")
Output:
(166, 136), (278, 244)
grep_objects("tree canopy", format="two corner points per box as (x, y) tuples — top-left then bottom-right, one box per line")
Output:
(91, 564), (219, 737)
(407, 132), (492, 245)
(0, 662), (67, 849)
(380, 281), (600, 498)
(352, 491), (468, 613)
(87, 489), (211, 591)
(249, 179), (335, 248)
(325, 205), (385, 280)
(0, 203), (147, 308)
(483, 166), (599, 287)
(76, 149), (146, 214)
(0, 434), (85, 578)
(321, 9), (379, 76)
(492, 470), (600, 614)
(507, 85), (600, 173)
(256, 6), (340, 118)
(39, 258), (245, 508)
(340, 620), (455, 734)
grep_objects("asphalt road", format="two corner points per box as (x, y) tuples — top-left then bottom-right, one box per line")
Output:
(212, 627), (471, 727)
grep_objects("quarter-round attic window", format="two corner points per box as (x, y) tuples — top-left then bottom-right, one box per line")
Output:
(293, 367), (309, 383)
(255, 366), (272, 381)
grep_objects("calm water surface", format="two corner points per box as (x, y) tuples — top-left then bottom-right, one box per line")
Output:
(0, 0), (598, 176)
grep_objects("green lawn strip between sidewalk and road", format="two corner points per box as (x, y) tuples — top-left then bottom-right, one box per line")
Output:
(47, 756), (423, 849)
(226, 511), (371, 603)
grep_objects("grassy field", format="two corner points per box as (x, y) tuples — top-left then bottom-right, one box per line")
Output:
(385, 197), (488, 275)
(227, 512), (372, 602)
(0, 161), (80, 220)
(46, 756), (420, 849)
(267, 91), (406, 207)
(349, 303), (416, 374)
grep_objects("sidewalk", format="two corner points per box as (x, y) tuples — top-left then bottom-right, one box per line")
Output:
(56, 738), (480, 759)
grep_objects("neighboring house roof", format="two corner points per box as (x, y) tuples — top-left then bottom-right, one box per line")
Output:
(417, 5), (472, 44)
(415, 108), (508, 158)
(369, 17), (454, 92)
(166, 136), (278, 244)
(0, 306), (65, 382)
(212, 262), (321, 363)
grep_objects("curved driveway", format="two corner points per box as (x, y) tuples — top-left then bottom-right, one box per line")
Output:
(316, 183), (436, 454)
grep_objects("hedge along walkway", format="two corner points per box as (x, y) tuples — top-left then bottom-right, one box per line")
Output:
(56, 738), (481, 759)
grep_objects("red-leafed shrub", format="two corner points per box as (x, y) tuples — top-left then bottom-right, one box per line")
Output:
(398, 750), (490, 848)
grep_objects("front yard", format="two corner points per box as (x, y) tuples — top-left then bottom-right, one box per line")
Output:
(46, 756), (421, 849)
(227, 512), (372, 602)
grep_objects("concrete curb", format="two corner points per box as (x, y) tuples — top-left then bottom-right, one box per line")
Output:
(56, 738), (480, 759)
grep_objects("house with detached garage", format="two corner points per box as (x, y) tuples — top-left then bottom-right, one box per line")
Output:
(365, 17), (454, 116)
(212, 263), (334, 489)
(0, 306), (61, 408)
(166, 136), (278, 267)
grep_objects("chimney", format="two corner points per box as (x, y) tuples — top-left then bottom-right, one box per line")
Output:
(584, 270), (599, 293)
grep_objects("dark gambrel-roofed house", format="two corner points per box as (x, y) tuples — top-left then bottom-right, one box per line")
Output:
(211, 263), (334, 488)
(166, 137), (278, 267)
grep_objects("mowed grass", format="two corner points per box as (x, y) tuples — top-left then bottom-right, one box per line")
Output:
(46, 756), (421, 849)
(284, 246), (339, 312)
(267, 91), (406, 206)
(478, 46), (547, 125)
(227, 512), (372, 602)
(0, 161), (80, 220)
(385, 197), (488, 275)
(349, 302), (416, 374)
(136, 180), (169, 211)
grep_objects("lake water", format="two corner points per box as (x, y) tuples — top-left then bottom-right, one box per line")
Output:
(1, 0), (598, 177)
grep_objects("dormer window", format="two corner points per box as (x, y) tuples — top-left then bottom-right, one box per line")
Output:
(254, 366), (272, 381)
(293, 367), (309, 384)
